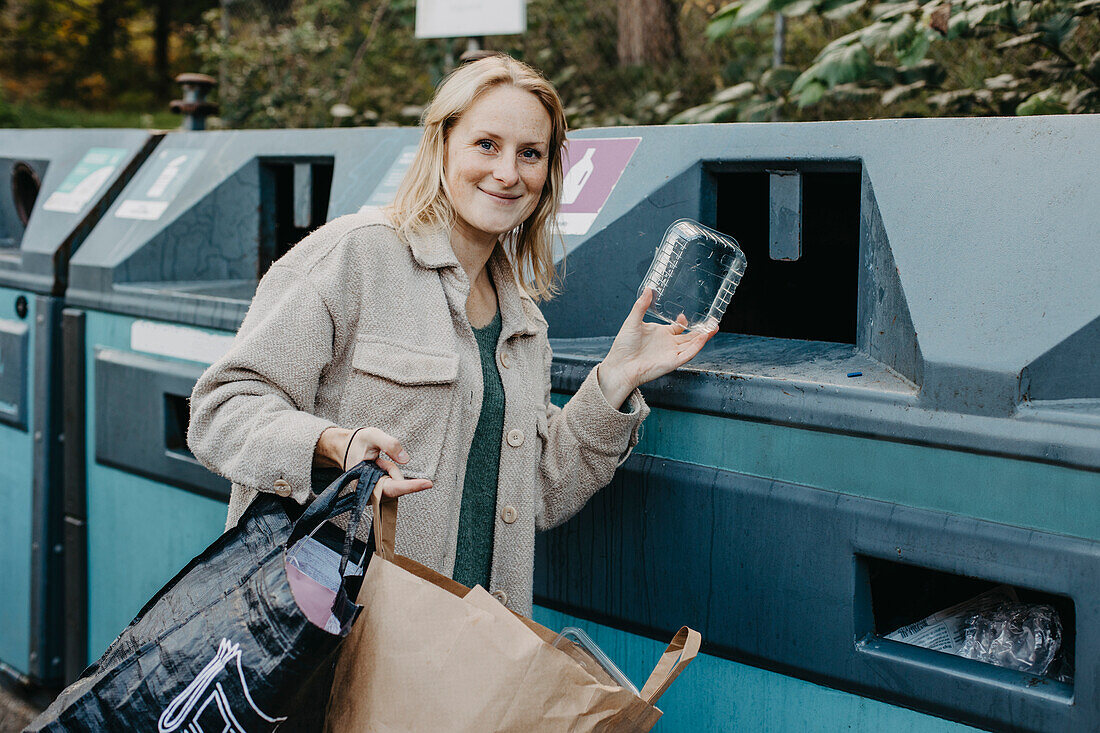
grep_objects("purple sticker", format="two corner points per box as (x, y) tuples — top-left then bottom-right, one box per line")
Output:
(556, 137), (641, 235)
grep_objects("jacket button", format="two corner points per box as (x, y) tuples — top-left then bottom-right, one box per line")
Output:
(506, 429), (524, 447)
(499, 351), (510, 369)
(491, 589), (509, 606)
(273, 479), (292, 497)
(500, 505), (517, 524)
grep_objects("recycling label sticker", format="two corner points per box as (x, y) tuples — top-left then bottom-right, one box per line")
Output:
(115, 148), (206, 221)
(360, 145), (420, 212)
(42, 147), (128, 214)
(556, 137), (640, 236)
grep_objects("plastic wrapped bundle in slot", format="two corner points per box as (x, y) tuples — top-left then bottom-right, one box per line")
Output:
(957, 602), (1063, 676)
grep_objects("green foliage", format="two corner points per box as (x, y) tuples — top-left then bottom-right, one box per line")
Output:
(192, 0), (437, 128)
(2, 0), (1096, 128)
(193, 0), (729, 129)
(1016, 88), (1070, 113)
(701, 0), (1098, 119)
(0, 91), (178, 127)
(0, 0), (216, 109)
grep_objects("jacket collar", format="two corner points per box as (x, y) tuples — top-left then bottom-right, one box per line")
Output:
(358, 207), (460, 270)
(378, 208), (542, 339)
(488, 248), (541, 340)
(405, 223), (461, 270)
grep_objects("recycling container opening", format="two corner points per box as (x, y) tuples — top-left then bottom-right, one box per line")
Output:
(11, 162), (43, 227)
(259, 158), (334, 277)
(709, 165), (861, 344)
(859, 555), (1076, 689)
(164, 393), (193, 460)
(2, 158), (49, 249)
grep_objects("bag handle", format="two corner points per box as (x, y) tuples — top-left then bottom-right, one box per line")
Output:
(288, 460), (386, 576)
(370, 477), (398, 561)
(639, 626), (701, 706)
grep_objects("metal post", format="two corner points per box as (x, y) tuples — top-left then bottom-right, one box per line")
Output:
(170, 73), (219, 131)
(772, 14), (786, 68)
(772, 14), (786, 121)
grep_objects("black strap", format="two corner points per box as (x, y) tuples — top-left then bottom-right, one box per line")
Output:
(287, 460), (387, 573)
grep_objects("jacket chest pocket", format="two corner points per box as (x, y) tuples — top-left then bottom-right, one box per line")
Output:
(343, 336), (458, 481)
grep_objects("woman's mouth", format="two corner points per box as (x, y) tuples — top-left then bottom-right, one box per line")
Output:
(479, 187), (521, 201)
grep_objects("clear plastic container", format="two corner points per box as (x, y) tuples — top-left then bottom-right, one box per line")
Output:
(638, 218), (747, 333)
(552, 626), (638, 694)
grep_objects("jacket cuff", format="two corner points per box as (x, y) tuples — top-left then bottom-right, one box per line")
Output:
(565, 367), (650, 465)
(255, 412), (337, 505)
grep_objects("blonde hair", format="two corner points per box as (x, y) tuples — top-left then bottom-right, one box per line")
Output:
(388, 54), (567, 301)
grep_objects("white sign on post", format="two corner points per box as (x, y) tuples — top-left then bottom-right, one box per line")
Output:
(415, 0), (526, 39)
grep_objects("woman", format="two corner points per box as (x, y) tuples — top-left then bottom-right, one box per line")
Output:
(187, 54), (714, 616)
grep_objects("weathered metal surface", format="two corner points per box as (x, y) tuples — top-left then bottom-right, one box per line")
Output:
(536, 454), (1100, 732)
(534, 607), (980, 733)
(768, 168), (801, 261)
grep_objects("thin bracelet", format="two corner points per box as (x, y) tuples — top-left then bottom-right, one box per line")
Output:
(343, 427), (367, 471)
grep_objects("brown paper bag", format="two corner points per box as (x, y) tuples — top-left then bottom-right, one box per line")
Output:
(324, 483), (699, 732)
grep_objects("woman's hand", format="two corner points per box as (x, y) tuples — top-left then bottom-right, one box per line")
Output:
(315, 426), (433, 499)
(596, 288), (718, 409)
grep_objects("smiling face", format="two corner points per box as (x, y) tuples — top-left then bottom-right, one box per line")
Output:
(444, 84), (552, 250)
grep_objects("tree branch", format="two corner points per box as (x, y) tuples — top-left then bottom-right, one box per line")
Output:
(1036, 39), (1099, 88)
(339, 0), (390, 108)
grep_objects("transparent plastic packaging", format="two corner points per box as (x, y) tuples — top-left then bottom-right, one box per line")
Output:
(957, 602), (1063, 676)
(639, 218), (747, 333)
(552, 626), (638, 695)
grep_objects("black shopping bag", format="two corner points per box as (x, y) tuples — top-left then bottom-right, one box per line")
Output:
(27, 461), (386, 732)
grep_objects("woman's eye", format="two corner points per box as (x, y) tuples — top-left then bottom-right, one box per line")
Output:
(477, 140), (494, 151)
(520, 148), (543, 161)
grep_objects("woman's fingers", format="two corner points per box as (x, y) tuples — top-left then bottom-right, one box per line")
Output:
(362, 427), (409, 464)
(377, 476), (433, 499)
(345, 427), (410, 469)
(677, 324), (718, 363)
(627, 288), (654, 325)
(376, 456), (404, 482)
(375, 455), (431, 498)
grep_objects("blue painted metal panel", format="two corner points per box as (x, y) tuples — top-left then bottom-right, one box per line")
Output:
(542, 117), (1100, 466)
(0, 285), (35, 676)
(536, 452), (1096, 731)
(67, 128), (422, 331)
(58, 118), (1100, 731)
(0, 129), (155, 682)
(0, 130), (156, 296)
(634, 406), (1100, 542)
(82, 311), (228, 662)
(533, 607), (978, 732)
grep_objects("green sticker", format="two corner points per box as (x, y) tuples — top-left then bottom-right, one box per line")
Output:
(42, 147), (128, 214)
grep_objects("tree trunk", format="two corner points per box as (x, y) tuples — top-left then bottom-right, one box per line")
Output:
(154, 0), (171, 100)
(91, 0), (120, 66)
(616, 0), (681, 67)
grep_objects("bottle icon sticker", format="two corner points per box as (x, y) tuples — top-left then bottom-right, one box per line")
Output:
(147, 155), (189, 198)
(555, 137), (640, 236)
(562, 147), (595, 205)
(115, 148), (205, 221)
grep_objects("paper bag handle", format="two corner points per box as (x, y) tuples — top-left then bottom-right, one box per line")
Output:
(639, 626), (701, 705)
(370, 479), (398, 560)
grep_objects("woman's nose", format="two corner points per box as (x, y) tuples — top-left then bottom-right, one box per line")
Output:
(493, 155), (520, 186)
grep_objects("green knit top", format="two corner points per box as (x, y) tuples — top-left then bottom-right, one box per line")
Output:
(452, 310), (505, 590)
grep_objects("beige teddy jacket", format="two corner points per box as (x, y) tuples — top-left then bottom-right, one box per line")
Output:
(187, 209), (648, 615)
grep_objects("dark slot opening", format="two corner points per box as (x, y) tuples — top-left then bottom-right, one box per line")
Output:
(713, 169), (861, 343)
(258, 159), (335, 278)
(2, 159), (47, 249)
(164, 393), (192, 458)
(861, 556), (1076, 684)
(12, 162), (42, 226)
